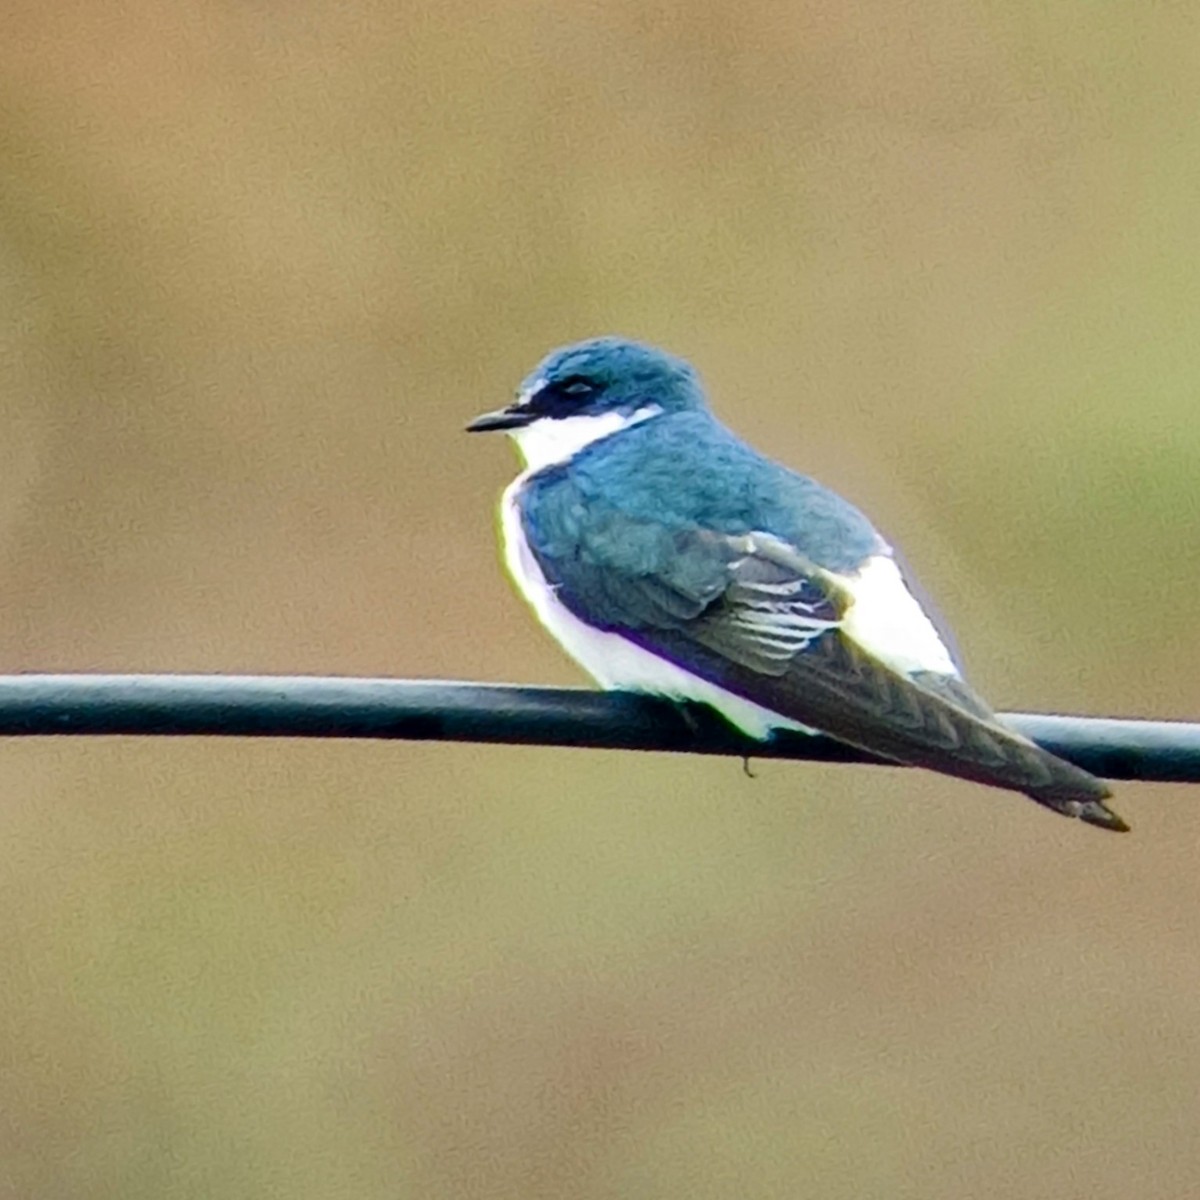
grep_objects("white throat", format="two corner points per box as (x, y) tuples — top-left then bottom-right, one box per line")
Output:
(509, 406), (663, 472)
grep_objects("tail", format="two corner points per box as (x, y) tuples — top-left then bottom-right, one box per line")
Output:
(914, 672), (1129, 832)
(840, 691), (1130, 832)
(840, 684), (1129, 832)
(694, 633), (1131, 831)
(1010, 741), (1127, 832)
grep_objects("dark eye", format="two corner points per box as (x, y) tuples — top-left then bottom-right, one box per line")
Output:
(561, 377), (596, 397)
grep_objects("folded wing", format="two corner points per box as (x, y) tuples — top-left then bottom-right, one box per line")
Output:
(525, 505), (1126, 831)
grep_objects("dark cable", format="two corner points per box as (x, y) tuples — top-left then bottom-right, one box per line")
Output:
(0, 674), (1194, 783)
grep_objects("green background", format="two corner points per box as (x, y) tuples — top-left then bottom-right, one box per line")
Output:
(2, 3), (1198, 1197)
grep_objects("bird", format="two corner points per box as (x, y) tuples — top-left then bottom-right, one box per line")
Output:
(466, 336), (1127, 832)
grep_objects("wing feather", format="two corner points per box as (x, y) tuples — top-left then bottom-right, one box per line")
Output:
(522, 500), (1125, 830)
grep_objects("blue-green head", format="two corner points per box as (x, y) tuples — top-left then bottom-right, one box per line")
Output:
(467, 336), (707, 439)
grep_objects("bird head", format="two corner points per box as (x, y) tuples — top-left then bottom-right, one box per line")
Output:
(467, 337), (706, 468)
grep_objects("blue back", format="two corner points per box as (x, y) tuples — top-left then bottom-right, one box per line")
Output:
(520, 410), (885, 576)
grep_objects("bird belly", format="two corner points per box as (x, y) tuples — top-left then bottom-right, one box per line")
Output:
(500, 481), (813, 740)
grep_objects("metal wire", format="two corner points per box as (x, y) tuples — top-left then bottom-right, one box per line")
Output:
(0, 673), (1195, 782)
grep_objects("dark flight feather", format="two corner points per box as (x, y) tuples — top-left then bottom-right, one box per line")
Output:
(522, 496), (1127, 832)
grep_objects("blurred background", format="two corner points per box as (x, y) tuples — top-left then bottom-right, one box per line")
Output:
(2, 2), (1199, 1197)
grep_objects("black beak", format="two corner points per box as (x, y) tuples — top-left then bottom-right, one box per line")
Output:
(465, 406), (535, 433)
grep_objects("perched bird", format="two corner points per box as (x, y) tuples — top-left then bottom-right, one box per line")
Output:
(467, 336), (1127, 831)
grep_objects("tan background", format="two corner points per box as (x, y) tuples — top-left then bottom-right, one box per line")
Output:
(2, 3), (1199, 1197)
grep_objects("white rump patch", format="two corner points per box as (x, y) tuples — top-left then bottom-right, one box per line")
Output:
(838, 555), (959, 678)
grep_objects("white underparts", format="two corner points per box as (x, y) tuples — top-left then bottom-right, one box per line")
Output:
(500, 423), (811, 739)
(501, 487), (811, 739)
(498, 414), (958, 740)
